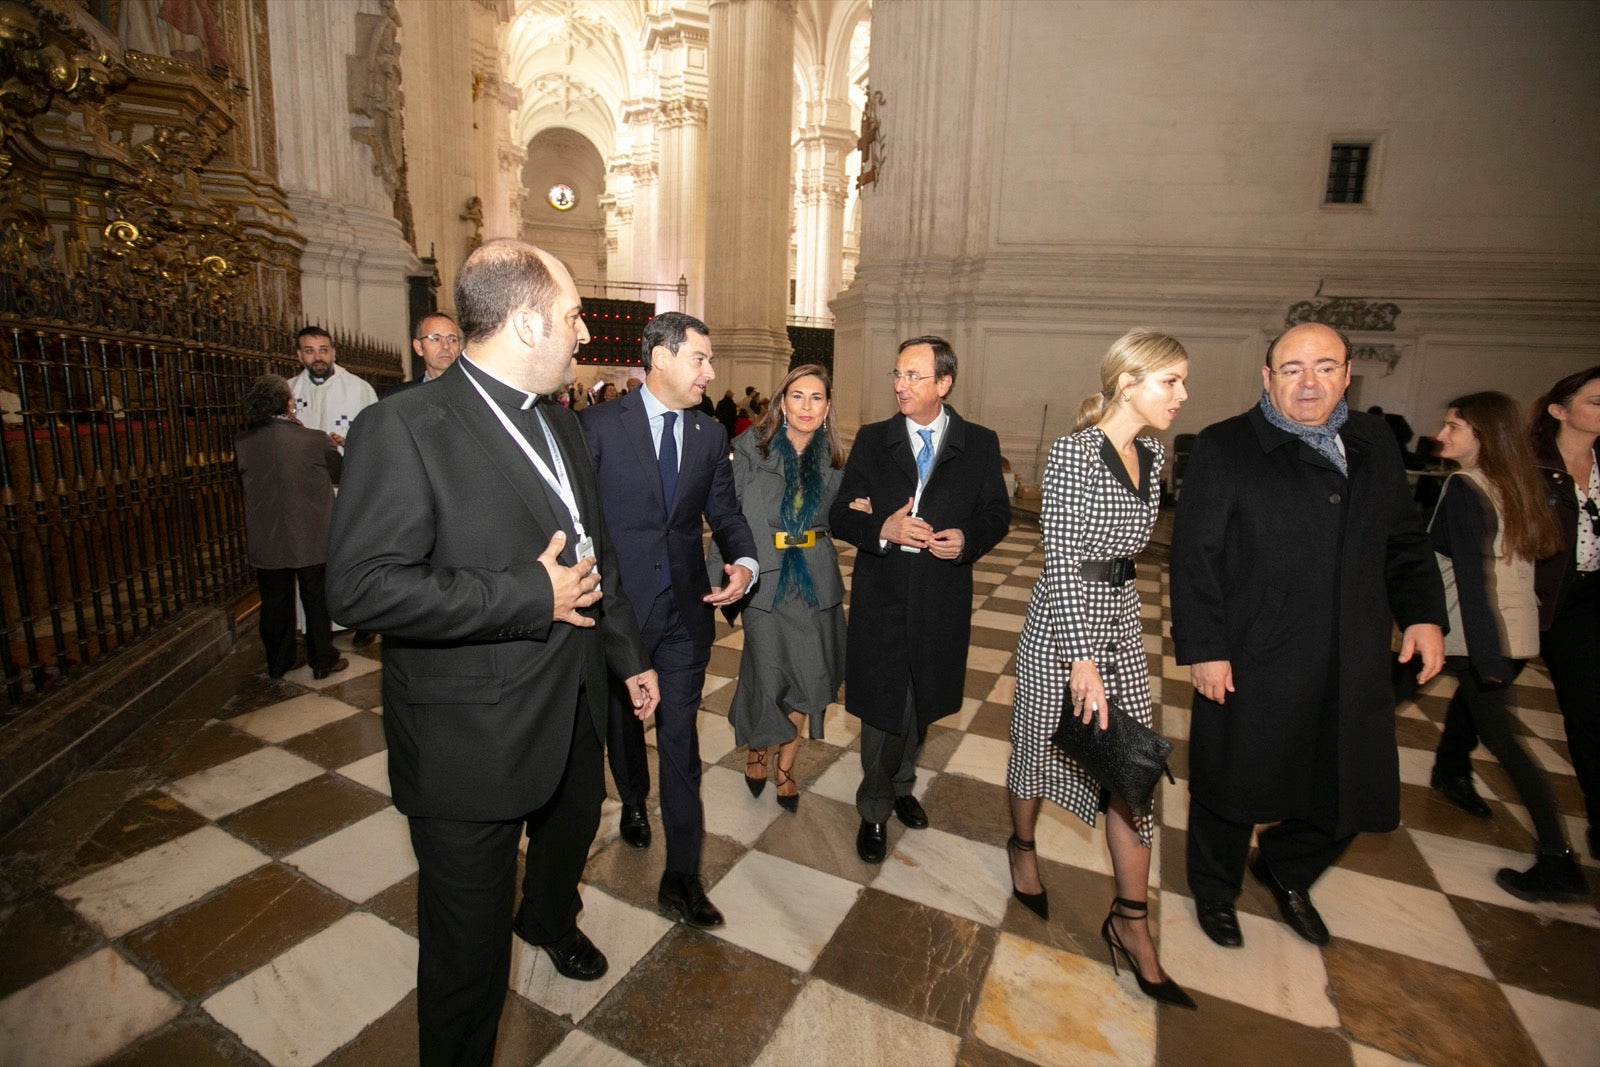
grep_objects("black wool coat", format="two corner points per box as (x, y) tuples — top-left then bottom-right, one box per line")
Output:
(829, 407), (1012, 733)
(1170, 407), (1445, 837)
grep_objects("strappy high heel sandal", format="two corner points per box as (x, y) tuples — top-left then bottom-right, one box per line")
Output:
(774, 756), (799, 813)
(1006, 835), (1049, 920)
(1101, 897), (1197, 1010)
(744, 749), (767, 797)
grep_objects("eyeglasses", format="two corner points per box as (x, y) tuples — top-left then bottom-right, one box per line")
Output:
(420, 333), (461, 346)
(1269, 362), (1348, 382)
(888, 370), (937, 384)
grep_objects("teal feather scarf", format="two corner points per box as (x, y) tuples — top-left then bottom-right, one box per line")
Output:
(772, 429), (826, 606)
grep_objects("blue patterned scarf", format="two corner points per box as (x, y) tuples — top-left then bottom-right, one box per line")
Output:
(772, 430), (826, 606)
(1259, 391), (1349, 475)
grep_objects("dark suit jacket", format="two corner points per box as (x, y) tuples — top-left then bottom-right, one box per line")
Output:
(828, 406), (1011, 732)
(236, 418), (342, 570)
(326, 361), (650, 821)
(1170, 407), (1445, 836)
(383, 374), (435, 399)
(580, 388), (757, 652)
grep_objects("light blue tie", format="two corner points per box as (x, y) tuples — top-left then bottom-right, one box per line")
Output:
(916, 427), (934, 484)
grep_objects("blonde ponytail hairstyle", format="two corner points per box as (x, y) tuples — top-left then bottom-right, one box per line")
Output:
(1069, 328), (1190, 434)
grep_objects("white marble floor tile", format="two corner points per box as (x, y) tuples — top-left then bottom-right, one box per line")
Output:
(819, 702), (861, 746)
(1140, 601), (1161, 619)
(1312, 867), (1491, 977)
(756, 979), (959, 1067)
(1011, 564), (1042, 578)
(1516, 666), (1555, 689)
(281, 651), (382, 691)
(973, 932), (1156, 1067)
(873, 828), (1011, 926)
(1407, 828), (1600, 929)
(1160, 701), (1188, 740)
(0, 948), (180, 1067)
(966, 646), (1014, 673)
(535, 1031), (647, 1067)
(1142, 632), (1163, 654)
(1523, 735), (1575, 776)
(702, 764), (785, 846)
(1160, 776), (1190, 831)
(1350, 1043), (1423, 1066)
(58, 826), (268, 937)
(336, 750), (392, 796)
(970, 610), (1025, 633)
(702, 672), (734, 697)
(203, 913), (416, 1067)
(163, 746), (325, 819)
(710, 851), (861, 970)
(696, 709), (737, 764)
(940, 697), (982, 733)
(1502, 984), (1600, 1067)
(971, 568), (1012, 584)
(1033, 801), (1114, 877)
(226, 693), (363, 743)
(1396, 701), (1431, 722)
(714, 630), (745, 650)
(982, 674), (1016, 705)
(511, 889), (672, 1022)
(1158, 895), (1340, 1027)
(988, 582), (1032, 601)
(1513, 706), (1567, 741)
(284, 807), (416, 903)
(808, 756), (861, 808)
(941, 733), (1011, 787)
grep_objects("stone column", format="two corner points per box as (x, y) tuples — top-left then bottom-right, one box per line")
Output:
(271, 0), (417, 346)
(791, 91), (854, 321)
(648, 6), (711, 317)
(704, 0), (794, 392)
(620, 101), (660, 289)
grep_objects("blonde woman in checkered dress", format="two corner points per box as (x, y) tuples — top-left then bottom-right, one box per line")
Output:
(1007, 329), (1194, 1009)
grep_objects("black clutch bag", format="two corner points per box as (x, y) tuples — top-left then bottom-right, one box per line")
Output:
(1051, 697), (1174, 820)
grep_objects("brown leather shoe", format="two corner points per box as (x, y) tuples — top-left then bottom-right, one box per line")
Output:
(312, 656), (348, 680)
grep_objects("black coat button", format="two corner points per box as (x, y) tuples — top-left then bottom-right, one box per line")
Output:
(1330, 493), (1342, 503)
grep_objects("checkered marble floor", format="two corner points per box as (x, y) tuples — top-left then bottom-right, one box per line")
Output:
(3, 524), (1598, 1067)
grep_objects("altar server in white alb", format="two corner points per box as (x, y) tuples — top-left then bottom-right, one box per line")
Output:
(290, 326), (379, 448)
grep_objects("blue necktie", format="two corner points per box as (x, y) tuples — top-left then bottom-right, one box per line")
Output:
(916, 427), (934, 484)
(658, 410), (679, 514)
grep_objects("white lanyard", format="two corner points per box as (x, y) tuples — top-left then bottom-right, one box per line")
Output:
(461, 365), (587, 542)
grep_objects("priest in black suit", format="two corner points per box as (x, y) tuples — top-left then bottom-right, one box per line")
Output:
(328, 240), (658, 1067)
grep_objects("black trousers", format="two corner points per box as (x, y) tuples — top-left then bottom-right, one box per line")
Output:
(607, 588), (709, 876)
(1430, 658), (1569, 854)
(1543, 572), (1599, 833)
(1186, 798), (1354, 900)
(407, 705), (603, 1067)
(856, 686), (926, 823)
(256, 564), (337, 676)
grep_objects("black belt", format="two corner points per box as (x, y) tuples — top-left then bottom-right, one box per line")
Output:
(1081, 558), (1136, 585)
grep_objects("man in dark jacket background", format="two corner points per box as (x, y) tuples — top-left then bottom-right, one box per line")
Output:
(1171, 322), (1445, 949)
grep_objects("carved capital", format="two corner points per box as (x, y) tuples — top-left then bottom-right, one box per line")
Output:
(656, 96), (707, 129)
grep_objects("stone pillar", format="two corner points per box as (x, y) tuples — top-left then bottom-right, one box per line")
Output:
(791, 92), (854, 321)
(620, 101), (660, 289)
(705, 0), (794, 393)
(271, 0), (417, 346)
(648, 6), (711, 317)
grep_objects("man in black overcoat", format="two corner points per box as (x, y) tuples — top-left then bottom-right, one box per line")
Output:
(1170, 322), (1445, 949)
(327, 240), (658, 1067)
(829, 336), (1012, 863)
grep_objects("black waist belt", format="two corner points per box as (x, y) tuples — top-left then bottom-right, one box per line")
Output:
(1081, 558), (1136, 585)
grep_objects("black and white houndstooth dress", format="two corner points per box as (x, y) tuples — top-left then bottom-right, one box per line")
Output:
(1009, 428), (1166, 845)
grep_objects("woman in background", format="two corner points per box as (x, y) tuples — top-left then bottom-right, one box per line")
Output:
(1422, 392), (1582, 901)
(1007, 329), (1195, 1008)
(1531, 367), (1600, 863)
(725, 364), (847, 812)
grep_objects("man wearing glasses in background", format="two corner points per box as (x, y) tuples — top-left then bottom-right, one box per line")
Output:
(829, 335), (1011, 864)
(1171, 322), (1445, 950)
(388, 312), (464, 397)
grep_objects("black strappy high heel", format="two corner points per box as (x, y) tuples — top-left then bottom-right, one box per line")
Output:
(744, 749), (767, 797)
(1006, 835), (1049, 920)
(1101, 897), (1197, 1009)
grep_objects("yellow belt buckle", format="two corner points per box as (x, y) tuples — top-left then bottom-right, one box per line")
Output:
(775, 530), (816, 549)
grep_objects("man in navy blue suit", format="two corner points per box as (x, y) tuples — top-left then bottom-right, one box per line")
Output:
(580, 311), (758, 927)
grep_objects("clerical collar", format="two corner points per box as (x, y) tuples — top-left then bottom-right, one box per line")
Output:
(307, 369), (332, 386)
(459, 354), (539, 411)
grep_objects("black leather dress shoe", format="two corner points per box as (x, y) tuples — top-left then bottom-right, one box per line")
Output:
(856, 819), (887, 864)
(312, 656), (348, 681)
(658, 873), (724, 928)
(1250, 855), (1330, 946)
(1430, 770), (1492, 819)
(540, 927), (608, 981)
(619, 805), (651, 849)
(893, 795), (929, 829)
(1195, 899), (1243, 947)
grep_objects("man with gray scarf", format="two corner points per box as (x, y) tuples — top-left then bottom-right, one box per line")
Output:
(1170, 323), (1445, 949)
